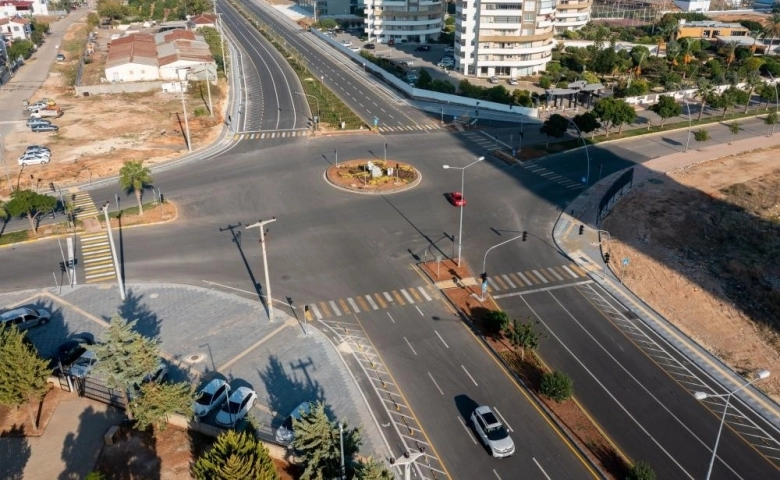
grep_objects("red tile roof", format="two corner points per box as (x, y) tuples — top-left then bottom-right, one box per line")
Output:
(191, 14), (216, 25)
(106, 34), (158, 69)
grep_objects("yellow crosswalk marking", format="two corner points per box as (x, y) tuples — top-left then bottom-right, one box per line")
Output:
(508, 273), (524, 286)
(409, 288), (422, 302)
(374, 293), (387, 309)
(493, 275), (508, 289)
(392, 290), (406, 306)
(569, 264), (587, 276)
(319, 302), (332, 318)
(339, 299), (351, 315)
(356, 296), (369, 311)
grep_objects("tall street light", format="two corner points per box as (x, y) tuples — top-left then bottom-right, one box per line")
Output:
(443, 156), (484, 267)
(295, 91), (320, 129)
(767, 72), (779, 135)
(694, 369), (770, 480)
(175, 67), (192, 152)
(246, 217), (277, 322)
(102, 202), (126, 301)
(682, 94), (693, 152)
(566, 118), (591, 186)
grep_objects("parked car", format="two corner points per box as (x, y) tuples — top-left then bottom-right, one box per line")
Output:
(275, 401), (312, 444)
(29, 107), (63, 119)
(215, 386), (257, 427)
(70, 349), (98, 378)
(388, 38), (395, 46)
(56, 53), (66, 61)
(18, 152), (51, 166)
(128, 362), (169, 400)
(444, 46), (455, 53)
(193, 378), (231, 417)
(349, 46), (360, 52)
(508, 78), (518, 85)
(400, 59), (414, 67)
(27, 101), (52, 111)
(437, 59), (454, 68)
(363, 43), (375, 50)
(27, 117), (51, 127)
(49, 335), (94, 373)
(415, 45), (431, 52)
(25, 145), (51, 155)
(31, 124), (59, 133)
(340, 40), (352, 47)
(0, 307), (51, 331)
(446, 191), (466, 207)
(471, 406), (515, 458)
(489, 76), (500, 84)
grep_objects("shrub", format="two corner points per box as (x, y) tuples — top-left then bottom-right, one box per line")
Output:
(193, 107), (208, 117)
(539, 76), (552, 89)
(540, 371), (573, 402)
(483, 310), (509, 335)
(626, 460), (656, 480)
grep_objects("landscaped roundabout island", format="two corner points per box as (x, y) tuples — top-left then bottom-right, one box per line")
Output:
(324, 159), (421, 194)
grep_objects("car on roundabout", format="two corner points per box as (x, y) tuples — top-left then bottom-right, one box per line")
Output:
(446, 191), (466, 207)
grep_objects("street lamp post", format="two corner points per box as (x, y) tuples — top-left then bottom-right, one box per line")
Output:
(246, 217), (277, 322)
(566, 119), (591, 186)
(393, 451), (425, 480)
(694, 369), (770, 480)
(443, 156), (484, 267)
(481, 233), (524, 301)
(176, 67), (192, 152)
(682, 94), (693, 152)
(767, 72), (779, 135)
(102, 202), (126, 301)
(295, 91), (320, 129)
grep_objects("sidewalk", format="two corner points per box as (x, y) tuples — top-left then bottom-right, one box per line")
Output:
(552, 131), (780, 429)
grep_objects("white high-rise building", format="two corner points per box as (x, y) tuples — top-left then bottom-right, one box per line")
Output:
(455, 0), (557, 78)
(554, 0), (591, 33)
(364, 0), (444, 44)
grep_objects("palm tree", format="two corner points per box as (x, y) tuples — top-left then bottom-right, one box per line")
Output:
(656, 23), (677, 58)
(695, 82), (715, 121)
(721, 40), (739, 70)
(119, 160), (153, 215)
(764, 14), (780, 53)
(744, 72), (762, 113)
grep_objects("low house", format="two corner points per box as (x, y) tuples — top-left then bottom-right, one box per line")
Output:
(0, 0), (48, 16)
(156, 30), (216, 81)
(675, 19), (749, 41)
(715, 35), (767, 54)
(104, 34), (159, 82)
(190, 14), (216, 29)
(0, 16), (30, 41)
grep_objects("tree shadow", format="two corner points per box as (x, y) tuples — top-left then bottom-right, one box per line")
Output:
(61, 404), (131, 480)
(259, 355), (327, 429)
(0, 426), (31, 480)
(115, 288), (161, 341)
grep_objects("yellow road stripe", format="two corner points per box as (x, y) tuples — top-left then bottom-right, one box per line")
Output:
(392, 290), (406, 306)
(319, 301), (331, 318)
(374, 293), (387, 309)
(508, 273), (523, 286)
(493, 275), (508, 289)
(569, 264), (587, 276)
(357, 296), (369, 311)
(524, 271), (540, 285)
(338, 299), (351, 315)
(409, 287), (422, 302)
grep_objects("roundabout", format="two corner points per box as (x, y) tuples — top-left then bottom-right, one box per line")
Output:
(324, 159), (421, 194)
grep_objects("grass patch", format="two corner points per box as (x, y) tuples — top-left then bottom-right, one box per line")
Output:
(0, 229), (30, 246)
(227, 0), (366, 130)
(109, 201), (162, 219)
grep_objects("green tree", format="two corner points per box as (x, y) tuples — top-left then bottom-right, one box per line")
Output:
(592, 97), (636, 135)
(764, 14), (780, 52)
(314, 18), (338, 30)
(119, 160), (153, 215)
(757, 83), (778, 110)
(728, 121), (740, 144)
(87, 12), (100, 29)
(93, 316), (160, 420)
(430, 79), (455, 94)
(655, 23), (677, 59)
(5, 189), (57, 234)
(720, 87), (749, 118)
(97, 0), (129, 20)
(649, 95), (682, 126)
(8, 39), (34, 60)
(293, 402), (361, 480)
(742, 72), (762, 113)
(483, 310), (509, 335)
(193, 430), (279, 480)
(355, 457), (393, 480)
(416, 69), (433, 89)
(538, 76), (552, 89)
(693, 128), (710, 149)
(540, 371), (574, 402)
(0, 326), (51, 432)
(132, 381), (193, 431)
(765, 111), (778, 136)
(540, 113), (570, 147)
(626, 460), (656, 480)
(572, 111), (601, 137)
(503, 319), (543, 361)
(198, 27), (225, 74)
(694, 82), (715, 121)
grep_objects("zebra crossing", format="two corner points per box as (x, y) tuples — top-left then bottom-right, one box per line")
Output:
(520, 162), (585, 190)
(66, 191), (118, 284)
(377, 123), (444, 133)
(232, 129), (310, 141)
(485, 263), (593, 297)
(305, 285), (440, 320)
(68, 191), (100, 218)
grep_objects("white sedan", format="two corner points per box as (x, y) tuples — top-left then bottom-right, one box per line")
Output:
(18, 151), (51, 166)
(193, 379), (230, 417)
(341, 40), (353, 47)
(215, 386), (257, 427)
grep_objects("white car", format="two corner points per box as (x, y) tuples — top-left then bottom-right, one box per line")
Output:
(471, 406), (515, 458)
(193, 378), (230, 417)
(444, 46), (455, 53)
(349, 46), (360, 52)
(215, 386), (257, 427)
(341, 40), (353, 47)
(18, 152), (51, 166)
(508, 78), (518, 86)
(489, 76), (500, 84)
(70, 350), (98, 378)
(437, 59), (455, 68)
(275, 401), (312, 444)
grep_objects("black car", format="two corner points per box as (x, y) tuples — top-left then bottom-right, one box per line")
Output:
(50, 335), (94, 373)
(363, 43), (375, 50)
(415, 45), (431, 51)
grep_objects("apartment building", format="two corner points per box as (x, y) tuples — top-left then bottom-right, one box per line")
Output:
(364, 0), (444, 44)
(455, 0), (557, 78)
(555, 0), (591, 33)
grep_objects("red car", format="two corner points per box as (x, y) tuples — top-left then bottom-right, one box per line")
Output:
(447, 192), (466, 207)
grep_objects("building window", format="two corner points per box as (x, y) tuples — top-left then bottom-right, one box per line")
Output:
(524, 1), (536, 11)
(523, 13), (535, 22)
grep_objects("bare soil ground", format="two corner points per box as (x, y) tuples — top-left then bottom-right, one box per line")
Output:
(0, 386), (66, 437)
(0, 16), (226, 198)
(603, 147), (780, 399)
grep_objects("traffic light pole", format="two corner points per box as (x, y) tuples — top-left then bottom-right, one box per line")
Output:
(246, 217), (277, 322)
(480, 233), (525, 300)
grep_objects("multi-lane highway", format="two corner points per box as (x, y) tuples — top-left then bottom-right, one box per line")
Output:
(3, 4), (780, 479)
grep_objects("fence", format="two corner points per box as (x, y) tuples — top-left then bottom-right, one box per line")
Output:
(71, 374), (126, 409)
(598, 168), (634, 226)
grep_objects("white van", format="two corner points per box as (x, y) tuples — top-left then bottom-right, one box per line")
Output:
(0, 307), (51, 331)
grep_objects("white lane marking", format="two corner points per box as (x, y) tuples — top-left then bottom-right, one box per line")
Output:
(415, 306), (424, 316)
(532, 270), (549, 283)
(547, 267), (564, 281)
(329, 300), (342, 316)
(435, 330), (449, 349)
(516, 271), (533, 286)
(383, 291), (394, 303)
(533, 458), (551, 479)
(501, 274), (516, 289)
(387, 312), (395, 324)
(404, 337), (417, 355)
(417, 286), (432, 301)
(492, 407), (513, 432)
(365, 294), (379, 310)
(310, 303), (322, 319)
(400, 289), (415, 303)
(487, 277), (500, 290)
(347, 297), (360, 313)
(493, 470), (502, 480)
(461, 365), (478, 386)
(428, 372), (444, 395)
(457, 416), (477, 444)
(493, 280), (593, 298)
(561, 264), (580, 278)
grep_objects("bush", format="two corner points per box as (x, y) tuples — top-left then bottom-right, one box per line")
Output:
(539, 76), (552, 89)
(540, 371), (573, 402)
(483, 310), (509, 335)
(626, 460), (656, 480)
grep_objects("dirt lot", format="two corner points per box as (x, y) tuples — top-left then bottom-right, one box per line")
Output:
(0, 16), (226, 198)
(603, 147), (780, 399)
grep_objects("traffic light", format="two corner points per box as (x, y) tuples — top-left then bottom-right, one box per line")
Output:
(522, 231), (528, 241)
(480, 272), (488, 282)
(579, 225), (585, 235)
(604, 252), (611, 264)
(49, 182), (55, 192)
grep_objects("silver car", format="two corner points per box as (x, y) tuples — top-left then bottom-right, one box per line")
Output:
(18, 152), (51, 166)
(70, 350), (98, 378)
(471, 406), (515, 458)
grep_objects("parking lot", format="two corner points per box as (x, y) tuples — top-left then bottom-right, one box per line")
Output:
(2, 283), (385, 455)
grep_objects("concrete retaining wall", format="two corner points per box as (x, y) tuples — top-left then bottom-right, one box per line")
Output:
(74, 81), (169, 96)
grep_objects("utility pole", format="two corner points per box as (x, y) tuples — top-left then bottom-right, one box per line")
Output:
(246, 217), (277, 321)
(176, 67), (192, 151)
(103, 202), (126, 301)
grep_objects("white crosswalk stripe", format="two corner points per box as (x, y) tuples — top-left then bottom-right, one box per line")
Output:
(310, 303), (323, 319)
